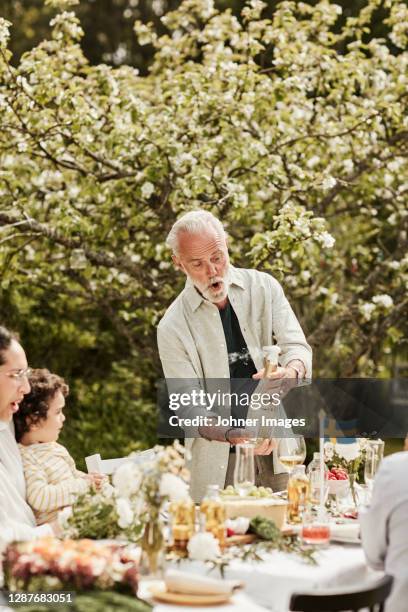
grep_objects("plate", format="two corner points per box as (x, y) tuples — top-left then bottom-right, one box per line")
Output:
(224, 534), (257, 547)
(149, 585), (231, 606)
(330, 535), (361, 544)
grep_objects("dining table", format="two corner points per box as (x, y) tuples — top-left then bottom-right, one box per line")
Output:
(140, 539), (379, 612)
(0, 540), (378, 612)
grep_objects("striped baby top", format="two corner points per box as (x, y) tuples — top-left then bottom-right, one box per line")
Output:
(18, 441), (90, 525)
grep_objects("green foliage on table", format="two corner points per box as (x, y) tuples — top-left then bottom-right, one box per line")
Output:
(0, 0), (407, 465)
(62, 489), (145, 541)
(249, 516), (317, 564)
(8, 591), (152, 612)
(249, 516), (282, 541)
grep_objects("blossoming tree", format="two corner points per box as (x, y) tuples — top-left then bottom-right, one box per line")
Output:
(0, 0), (407, 454)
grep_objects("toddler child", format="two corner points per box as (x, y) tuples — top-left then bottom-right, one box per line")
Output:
(14, 368), (105, 525)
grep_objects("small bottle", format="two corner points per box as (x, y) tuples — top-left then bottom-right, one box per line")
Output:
(262, 345), (281, 378)
(200, 485), (226, 547)
(306, 452), (329, 505)
(287, 465), (310, 524)
(169, 499), (195, 552)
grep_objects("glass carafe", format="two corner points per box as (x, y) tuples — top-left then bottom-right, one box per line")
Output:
(306, 452), (329, 504)
(233, 441), (255, 497)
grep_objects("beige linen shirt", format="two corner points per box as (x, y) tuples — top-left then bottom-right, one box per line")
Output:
(157, 265), (312, 501)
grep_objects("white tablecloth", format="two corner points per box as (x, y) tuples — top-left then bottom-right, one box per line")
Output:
(169, 544), (371, 612)
(139, 582), (268, 612)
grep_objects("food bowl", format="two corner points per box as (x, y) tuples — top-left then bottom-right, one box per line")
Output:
(328, 478), (350, 496)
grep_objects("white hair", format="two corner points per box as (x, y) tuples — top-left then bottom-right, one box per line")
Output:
(166, 210), (227, 256)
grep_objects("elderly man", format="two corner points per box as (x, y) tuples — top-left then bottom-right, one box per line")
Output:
(157, 210), (312, 501)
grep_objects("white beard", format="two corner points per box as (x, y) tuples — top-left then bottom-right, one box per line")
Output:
(189, 267), (230, 304)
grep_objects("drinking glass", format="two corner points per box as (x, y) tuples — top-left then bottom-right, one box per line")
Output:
(277, 437), (306, 475)
(364, 439), (384, 499)
(287, 465), (310, 524)
(234, 441), (255, 497)
(301, 506), (330, 547)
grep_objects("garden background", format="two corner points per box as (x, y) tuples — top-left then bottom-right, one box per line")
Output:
(0, 0), (407, 467)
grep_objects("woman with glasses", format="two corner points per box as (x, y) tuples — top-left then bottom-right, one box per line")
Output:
(0, 325), (56, 543)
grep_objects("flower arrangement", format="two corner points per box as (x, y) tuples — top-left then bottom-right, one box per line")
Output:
(60, 441), (191, 573)
(134, 441), (190, 573)
(324, 440), (368, 505)
(3, 538), (140, 594)
(59, 479), (145, 543)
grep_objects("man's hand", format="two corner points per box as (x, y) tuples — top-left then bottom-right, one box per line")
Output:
(253, 438), (276, 455)
(198, 423), (250, 444)
(252, 365), (299, 399)
(226, 429), (252, 445)
(198, 418), (256, 444)
(252, 365), (297, 381)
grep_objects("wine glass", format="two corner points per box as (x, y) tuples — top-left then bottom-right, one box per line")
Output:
(234, 441), (255, 497)
(364, 440), (384, 500)
(277, 437), (307, 475)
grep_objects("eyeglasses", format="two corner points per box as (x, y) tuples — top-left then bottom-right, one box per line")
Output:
(1, 367), (32, 381)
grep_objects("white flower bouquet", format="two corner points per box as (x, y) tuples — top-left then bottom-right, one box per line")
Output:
(60, 441), (190, 546)
(59, 479), (145, 542)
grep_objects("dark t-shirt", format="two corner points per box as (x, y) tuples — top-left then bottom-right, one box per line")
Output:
(219, 300), (257, 378)
(219, 300), (258, 420)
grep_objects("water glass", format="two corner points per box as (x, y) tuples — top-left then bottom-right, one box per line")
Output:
(301, 506), (330, 547)
(234, 441), (255, 496)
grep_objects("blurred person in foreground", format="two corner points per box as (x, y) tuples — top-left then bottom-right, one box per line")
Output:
(157, 210), (312, 501)
(14, 369), (106, 526)
(360, 451), (408, 612)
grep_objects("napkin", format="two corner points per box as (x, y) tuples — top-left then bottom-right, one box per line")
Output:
(330, 522), (360, 540)
(225, 517), (250, 535)
(164, 569), (243, 595)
